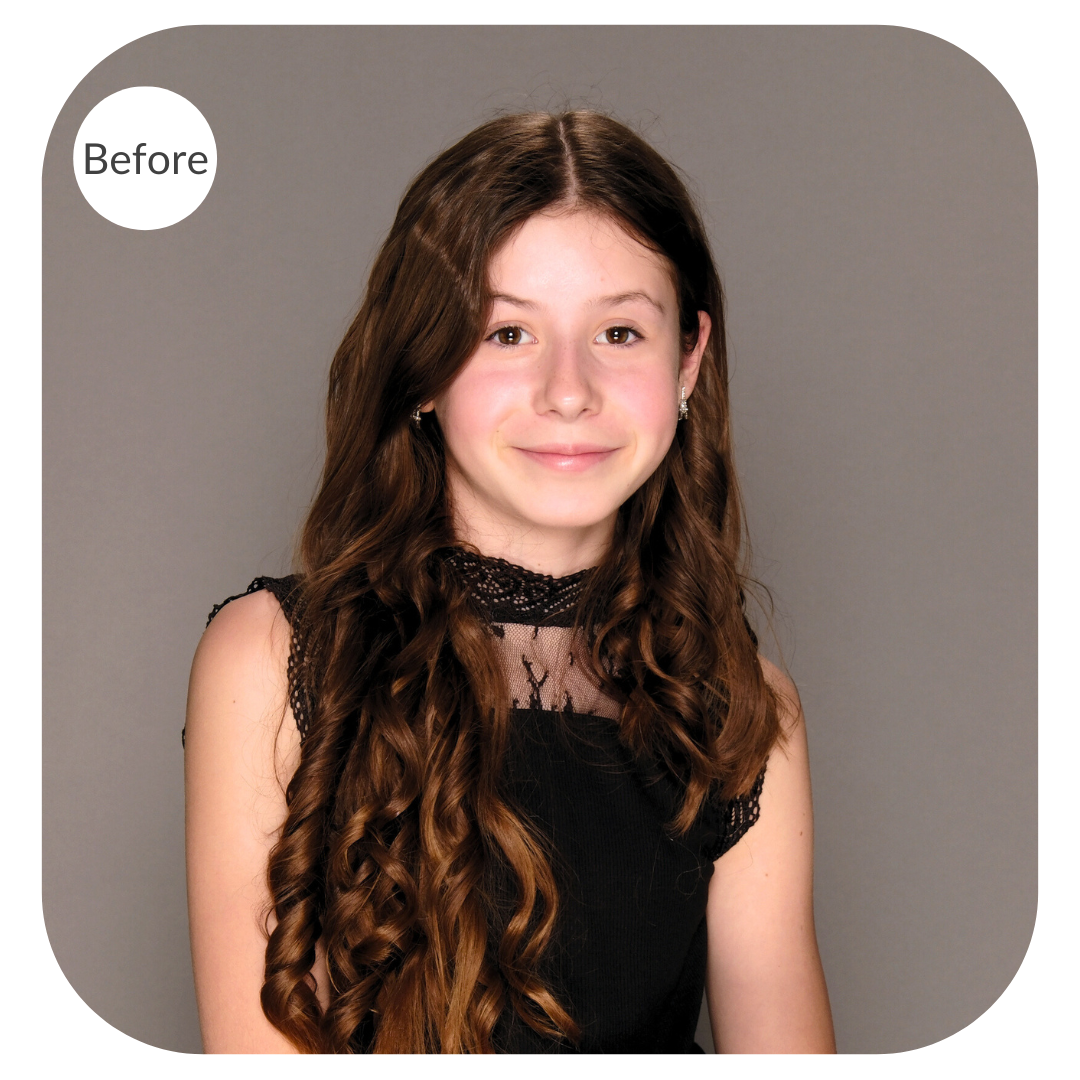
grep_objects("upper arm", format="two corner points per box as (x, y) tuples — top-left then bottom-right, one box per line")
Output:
(184, 589), (302, 1053)
(704, 657), (835, 1053)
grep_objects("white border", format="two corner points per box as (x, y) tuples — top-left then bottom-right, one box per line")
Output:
(11, 2), (1072, 1073)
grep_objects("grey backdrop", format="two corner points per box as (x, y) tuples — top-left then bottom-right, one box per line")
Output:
(43, 26), (1036, 1055)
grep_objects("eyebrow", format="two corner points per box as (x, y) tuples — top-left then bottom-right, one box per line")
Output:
(489, 290), (666, 315)
(596, 291), (667, 315)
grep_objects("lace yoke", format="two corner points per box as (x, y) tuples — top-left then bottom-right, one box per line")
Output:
(444, 549), (621, 719)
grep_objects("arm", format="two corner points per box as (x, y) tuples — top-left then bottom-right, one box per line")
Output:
(184, 589), (305, 1053)
(705, 657), (836, 1053)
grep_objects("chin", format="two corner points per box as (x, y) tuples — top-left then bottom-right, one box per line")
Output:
(507, 492), (622, 533)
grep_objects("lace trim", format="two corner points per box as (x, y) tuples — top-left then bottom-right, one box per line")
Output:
(444, 548), (592, 627)
(704, 765), (767, 861)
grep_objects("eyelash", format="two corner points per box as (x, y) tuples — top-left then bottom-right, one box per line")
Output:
(486, 325), (643, 348)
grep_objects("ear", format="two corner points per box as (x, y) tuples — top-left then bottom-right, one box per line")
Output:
(679, 311), (712, 398)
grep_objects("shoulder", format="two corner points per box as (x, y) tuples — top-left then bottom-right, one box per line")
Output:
(758, 654), (804, 739)
(204, 575), (302, 631)
(202, 581), (292, 639)
(186, 585), (300, 780)
(194, 587), (291, 693)
(195, 575), (303, 688)
(752, 654), (809, 808)
(717, 655), (812, 867)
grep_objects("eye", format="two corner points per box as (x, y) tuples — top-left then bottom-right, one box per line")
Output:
(596, 325), (641, 346)
(489, 325), (535, 347)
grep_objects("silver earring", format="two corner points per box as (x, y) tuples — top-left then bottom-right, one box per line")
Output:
(411, 406), (422, 425)
(678, 385), (689, 421)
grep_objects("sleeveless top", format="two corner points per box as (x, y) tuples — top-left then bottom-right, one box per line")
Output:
(195, 551), (765, 1053)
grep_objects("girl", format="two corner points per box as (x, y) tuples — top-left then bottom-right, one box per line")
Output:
(184, 110), (835, 1054)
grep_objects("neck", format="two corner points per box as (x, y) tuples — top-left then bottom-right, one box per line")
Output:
(449, 490), (613, 579)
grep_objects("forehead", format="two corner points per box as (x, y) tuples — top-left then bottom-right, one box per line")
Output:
(488, 210), (676, 302)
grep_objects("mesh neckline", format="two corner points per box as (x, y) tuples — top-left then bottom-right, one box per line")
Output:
(443, 548), (594, 627)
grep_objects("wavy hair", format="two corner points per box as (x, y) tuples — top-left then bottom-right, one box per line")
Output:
(260, 111), (780, 1053)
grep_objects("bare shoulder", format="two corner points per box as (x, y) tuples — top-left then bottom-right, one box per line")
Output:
(185, 587), (302, 1052)
(187, 590), (296, 757)
(757, 654), (805, 740)
(714, 655), (812, 876)
(751, 654), (809, 810)
(192, 587), (291, 688)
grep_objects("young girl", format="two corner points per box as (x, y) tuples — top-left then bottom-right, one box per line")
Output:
(184, 111), (835, 1054)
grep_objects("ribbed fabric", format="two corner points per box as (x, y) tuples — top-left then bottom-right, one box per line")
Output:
(197, 555), (764, 1052)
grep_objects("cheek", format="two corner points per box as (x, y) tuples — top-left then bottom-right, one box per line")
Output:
(609, 370), (678, 449)
(436, 365), (512, 457)
(438, 403), (485, 465)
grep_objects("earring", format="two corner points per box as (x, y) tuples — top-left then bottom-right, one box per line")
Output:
(411, 406), (422, 425)
(678, 386), (689, 421)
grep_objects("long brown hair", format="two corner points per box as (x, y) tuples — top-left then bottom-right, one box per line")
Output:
(260, 111), (780, 1053)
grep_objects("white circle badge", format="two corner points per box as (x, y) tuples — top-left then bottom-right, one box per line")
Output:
(73, 86), (217, 230)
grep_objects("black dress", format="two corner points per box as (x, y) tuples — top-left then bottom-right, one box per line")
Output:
(198, 551), (765, 1053)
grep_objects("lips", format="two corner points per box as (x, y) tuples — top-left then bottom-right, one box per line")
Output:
(514, 444), (620, 472)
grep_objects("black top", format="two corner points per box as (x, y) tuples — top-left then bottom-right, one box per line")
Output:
(198, 552), (765, 1053)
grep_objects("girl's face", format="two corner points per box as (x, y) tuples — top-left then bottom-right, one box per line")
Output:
(431, 209), (711, 576)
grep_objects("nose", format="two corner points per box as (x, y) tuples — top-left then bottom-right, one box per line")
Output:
(534, 336), (599, 420)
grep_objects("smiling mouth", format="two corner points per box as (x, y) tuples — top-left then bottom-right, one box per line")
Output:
(514, 445), (620, 472)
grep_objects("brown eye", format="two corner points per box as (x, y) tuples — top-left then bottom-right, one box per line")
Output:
(495, 326), (523, 346)
(603, 326), (637, 345)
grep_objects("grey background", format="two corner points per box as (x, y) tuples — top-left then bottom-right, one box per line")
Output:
(43, 26), (1036, 1055)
